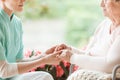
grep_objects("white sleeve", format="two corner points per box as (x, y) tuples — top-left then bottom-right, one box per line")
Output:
(71, 46), (89, 55)
(0, 61), (18, 79)
(106, 36), (120, 64)
(70, 36), (120, 73)
(70, 20), (105, 55)
(85, 19), (107, 51)
(71, 46), (84, 54)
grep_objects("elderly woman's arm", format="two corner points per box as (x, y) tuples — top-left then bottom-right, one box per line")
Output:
(57, 20), (106, 55)
(70, 36), (120, 73)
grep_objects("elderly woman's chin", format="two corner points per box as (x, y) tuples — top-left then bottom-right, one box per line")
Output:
(102, 12), (108, 17)
(103, 13), (107, 17)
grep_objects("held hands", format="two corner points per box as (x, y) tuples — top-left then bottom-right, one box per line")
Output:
(43, 51), (62, 65)
(45, 44), (71, 54)
(55, 44), (71, 51)
(58, 50), (73, 62)
(45, 44), (73, 63)
(54, 44), (72, 62)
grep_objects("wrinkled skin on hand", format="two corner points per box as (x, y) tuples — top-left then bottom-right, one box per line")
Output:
(55, 44), (71, 51)
(44, 44), (72, 63)
(59, 50), (72, 62)
(43, 51), (62, 65)
(45, 44), (71, 54)
(45, 45), (57, 54)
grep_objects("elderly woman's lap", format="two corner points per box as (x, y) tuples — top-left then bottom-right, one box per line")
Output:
(67, 69), (112, 80)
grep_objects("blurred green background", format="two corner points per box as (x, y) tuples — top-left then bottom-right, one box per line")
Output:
(21, 0), (104, 48)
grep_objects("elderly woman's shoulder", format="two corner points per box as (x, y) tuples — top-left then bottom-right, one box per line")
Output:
(97, 18), (110, 27)
(102, 18), (111, 24)
(94, 18), (110, 33)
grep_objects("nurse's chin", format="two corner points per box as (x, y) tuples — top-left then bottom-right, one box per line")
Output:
(15, 8), (24, 12)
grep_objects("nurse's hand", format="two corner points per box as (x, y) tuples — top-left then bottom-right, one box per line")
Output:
(43, 51), (62, 65)
(55, 44), (71, 52)
(45, 45), (57, 54)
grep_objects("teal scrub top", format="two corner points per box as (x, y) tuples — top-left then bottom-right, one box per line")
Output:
(0, 8), (23, 62)
(0, 9), (23, 62)
(0, 8), (23, 80)
(0, 7), (24, 79)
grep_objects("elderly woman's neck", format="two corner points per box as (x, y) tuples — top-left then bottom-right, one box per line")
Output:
(0, 2), (13, 17)
(111, 17), (120, 27)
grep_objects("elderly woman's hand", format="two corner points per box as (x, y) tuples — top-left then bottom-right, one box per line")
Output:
(58, 50), (73, 62)
(43, 51), (62, 65)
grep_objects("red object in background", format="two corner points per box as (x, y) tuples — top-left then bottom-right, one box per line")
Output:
(24, 50), (32, 58)
(34, 50), (41, 56)
(55, 65), (64, 77)
(63, 61), (70, 67)
(73, 65), (79, 71)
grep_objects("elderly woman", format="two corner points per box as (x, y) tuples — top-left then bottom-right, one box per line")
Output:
(52, 0), (120, 79)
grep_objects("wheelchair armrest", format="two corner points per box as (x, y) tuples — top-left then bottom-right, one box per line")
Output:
(112, 64), (120, 80)
(69, 64), (75, 75)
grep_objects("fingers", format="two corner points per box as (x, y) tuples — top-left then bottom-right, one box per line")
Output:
(58, 50), (68, 60)
(53, 50), (63, 57)
(44, 51), (62, 65)
(45, 45), (57, 54)
(58, 50), (72, 62)
(51, 45), (57, 50)
(54, 50), (69, 59)
(45, 43), (70, 55)
(59, 50), (67, 57)
(55, 44), (68, 51)
(52, 51), (62, 64)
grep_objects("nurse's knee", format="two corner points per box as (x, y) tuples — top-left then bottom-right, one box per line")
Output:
(41, 72), (54, 80)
